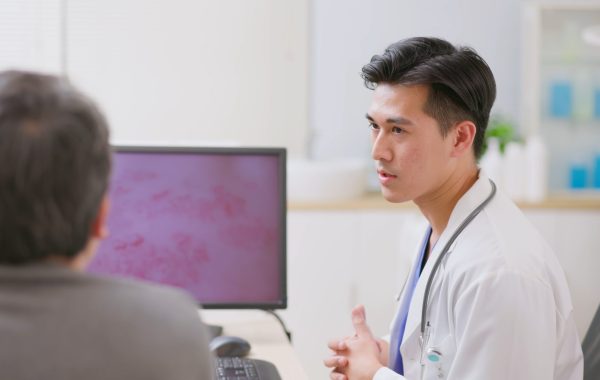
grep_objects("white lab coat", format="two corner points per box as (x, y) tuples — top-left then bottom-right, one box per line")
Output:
(374, 173), (583, 380)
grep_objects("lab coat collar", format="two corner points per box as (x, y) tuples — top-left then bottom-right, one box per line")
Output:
(443, 171), (493, 238)
(400, 171), (493, 350)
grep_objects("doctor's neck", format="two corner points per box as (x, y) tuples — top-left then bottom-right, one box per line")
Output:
(414, 165), (479, 248)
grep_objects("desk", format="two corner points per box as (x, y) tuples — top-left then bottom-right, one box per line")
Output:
(202, 310), (309, 380)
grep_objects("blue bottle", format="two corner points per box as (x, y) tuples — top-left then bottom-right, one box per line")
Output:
(593, 154), (600, 189)
(550, 81), (573, 119)
(570, 164), (588, 189)
(594, 89), (600, 120)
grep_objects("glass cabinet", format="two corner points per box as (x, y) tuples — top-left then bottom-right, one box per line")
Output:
(521, 2), (600, 193)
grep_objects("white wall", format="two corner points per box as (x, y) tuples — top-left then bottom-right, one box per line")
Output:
(66, 0), (308, 156)
(309, 0), (600, 163)
(309, 0), (523, 161)
(0, 0), (62, 73)
(0, 0), (309, 157)
(4, 0), (600, 160)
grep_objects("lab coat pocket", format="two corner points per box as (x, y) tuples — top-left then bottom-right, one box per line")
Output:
(423, 334), (455, 380)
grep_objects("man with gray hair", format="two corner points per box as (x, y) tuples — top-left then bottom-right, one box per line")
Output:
(0, 71), (214, 379)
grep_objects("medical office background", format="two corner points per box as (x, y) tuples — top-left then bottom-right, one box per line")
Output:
(2, 0), (600, 378)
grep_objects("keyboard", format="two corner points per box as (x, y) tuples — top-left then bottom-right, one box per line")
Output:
(215, 357), (282, 380)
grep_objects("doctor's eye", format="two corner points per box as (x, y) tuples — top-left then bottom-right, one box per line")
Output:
(392, 127), (404, 135)
(369, 123), (379, 131)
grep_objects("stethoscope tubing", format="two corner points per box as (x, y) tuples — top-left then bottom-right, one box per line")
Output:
(420, 180), (497, 337)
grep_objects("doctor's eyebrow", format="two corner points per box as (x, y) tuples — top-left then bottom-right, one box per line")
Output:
(365, 113), (414, 126)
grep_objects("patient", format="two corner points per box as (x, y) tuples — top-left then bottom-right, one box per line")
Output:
(0, 71), (214, 379)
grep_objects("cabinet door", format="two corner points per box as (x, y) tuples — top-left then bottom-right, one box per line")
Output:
(525, 209), (600, 338)
(521, 3), (600, 191)
(353, 211), (426, 337)
(283, 211), (360, 379)
(284, 210), (426, 379)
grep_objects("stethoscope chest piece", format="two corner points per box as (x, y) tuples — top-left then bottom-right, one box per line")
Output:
(424, 347), (445, 379)
(426, 347), (442, 363)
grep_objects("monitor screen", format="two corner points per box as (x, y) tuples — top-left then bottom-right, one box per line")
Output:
(87, 146), (287, 309)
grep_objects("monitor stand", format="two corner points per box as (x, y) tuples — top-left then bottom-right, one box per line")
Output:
(206, 323), (223, 341)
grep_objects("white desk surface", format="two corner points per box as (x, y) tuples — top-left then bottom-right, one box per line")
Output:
(201, 310), (309, 380)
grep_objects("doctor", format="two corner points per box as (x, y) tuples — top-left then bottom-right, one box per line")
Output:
(324, 37), (583, 380)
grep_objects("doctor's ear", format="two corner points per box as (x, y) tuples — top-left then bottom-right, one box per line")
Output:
(449, 120), (476, 158)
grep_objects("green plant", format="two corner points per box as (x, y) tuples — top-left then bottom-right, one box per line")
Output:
(481, 115), (518, 157)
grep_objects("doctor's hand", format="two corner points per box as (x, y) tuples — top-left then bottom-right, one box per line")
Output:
(324, 337), (350, 380)
(323, 305), (385, 380)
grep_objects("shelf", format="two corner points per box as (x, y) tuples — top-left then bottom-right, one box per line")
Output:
(540, 58), (600, 67)
(289, 192), (600, 211)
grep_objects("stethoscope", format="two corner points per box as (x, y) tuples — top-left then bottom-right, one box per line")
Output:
(418, 179), (496, 378)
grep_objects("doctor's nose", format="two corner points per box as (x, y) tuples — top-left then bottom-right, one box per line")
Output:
(371, 135), (393, 162)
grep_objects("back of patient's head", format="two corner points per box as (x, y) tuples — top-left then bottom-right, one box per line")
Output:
(0, 71), (111, 265)
(361, 36), (496, 159)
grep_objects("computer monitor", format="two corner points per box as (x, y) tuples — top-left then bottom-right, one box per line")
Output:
(87, 146), (287, 309)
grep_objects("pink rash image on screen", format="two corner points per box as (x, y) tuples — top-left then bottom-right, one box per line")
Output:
(87, 151), (282, 305)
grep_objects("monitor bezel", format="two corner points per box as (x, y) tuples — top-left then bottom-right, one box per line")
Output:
(109, 145), (287, 310)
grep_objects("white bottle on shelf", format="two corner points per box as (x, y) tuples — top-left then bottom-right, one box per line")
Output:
(502, 142), (527, 202)
(525, 135), (549, 202)
(479, 137), (503, 187)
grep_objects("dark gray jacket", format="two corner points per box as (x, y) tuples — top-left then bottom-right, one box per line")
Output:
(0, 262), (214, 380)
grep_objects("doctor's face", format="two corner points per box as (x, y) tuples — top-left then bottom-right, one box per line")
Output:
(368, 84), (455, 203)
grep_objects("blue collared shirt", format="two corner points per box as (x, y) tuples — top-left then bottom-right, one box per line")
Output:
(389, 227), (432, 375)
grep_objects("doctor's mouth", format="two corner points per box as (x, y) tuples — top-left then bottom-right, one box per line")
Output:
(378, 169), (398, 185)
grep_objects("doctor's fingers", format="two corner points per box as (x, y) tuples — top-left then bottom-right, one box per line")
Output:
(375, 338), (390, 365)
(329, 370), (348, 380)
(327, 337), (350, 351)
(323, 355), (348, 369)
(351, 304), (374, 338)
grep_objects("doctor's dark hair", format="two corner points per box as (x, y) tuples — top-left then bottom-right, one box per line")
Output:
(0, 71), (111, 264)
(361, 37), (496, 159)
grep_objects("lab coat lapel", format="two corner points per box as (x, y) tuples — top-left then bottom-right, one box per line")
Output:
(391, 235), (425, 330)
(400, 228), (451, 348)
(400, 173), (494, 348)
